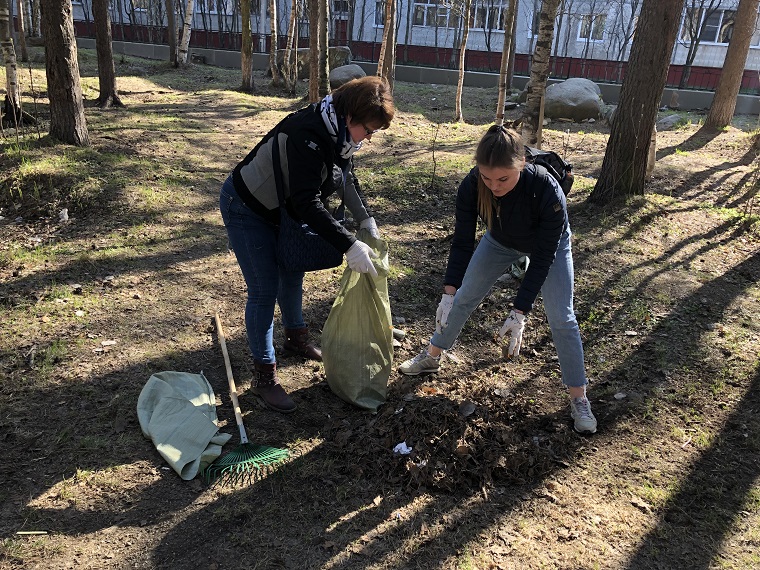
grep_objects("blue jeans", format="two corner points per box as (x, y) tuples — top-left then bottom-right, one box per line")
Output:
(219, 176), (306, 364)
(431, 229), (587, 388)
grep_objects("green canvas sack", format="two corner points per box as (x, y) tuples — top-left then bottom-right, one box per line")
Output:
(322, 229), (393, 412)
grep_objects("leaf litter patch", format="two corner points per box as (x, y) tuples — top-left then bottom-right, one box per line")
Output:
(324, 377), (579, 492)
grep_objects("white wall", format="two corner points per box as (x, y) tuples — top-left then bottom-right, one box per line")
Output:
(70, 0), (759, 72)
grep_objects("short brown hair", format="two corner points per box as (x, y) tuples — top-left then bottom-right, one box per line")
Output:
(331, 76), (395, 130)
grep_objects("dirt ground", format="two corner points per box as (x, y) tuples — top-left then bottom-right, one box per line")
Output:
(1, 51), (760, 570)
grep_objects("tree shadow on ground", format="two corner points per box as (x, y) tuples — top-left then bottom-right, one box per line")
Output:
(624, 362), (760, 569)
(650, 145), (757, 203)
(581, 244), (760, 568)
(147, 196), (760, 569)
(656, 125), (722, 161)
(0, 350), (214, 537)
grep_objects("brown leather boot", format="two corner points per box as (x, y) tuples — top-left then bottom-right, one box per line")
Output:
(283, 326), (322, 361)
(250, 361), (296, 414)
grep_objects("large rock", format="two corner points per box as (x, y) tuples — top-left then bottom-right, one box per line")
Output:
(329, 64), (366, 89)
(276, 46), (352, 80)
(544, 78), (603, 121)
(656, 114), (683, 131)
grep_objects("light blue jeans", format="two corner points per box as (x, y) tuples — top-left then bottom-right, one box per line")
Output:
(219, 176), (306, 364)
(430, 229), (587, 388)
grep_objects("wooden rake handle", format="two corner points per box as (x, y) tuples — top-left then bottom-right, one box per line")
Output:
(214, 312), (249, 444)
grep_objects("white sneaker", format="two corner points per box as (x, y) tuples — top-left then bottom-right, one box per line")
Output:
(570, 397), (597, 434)
(398, 350), (441, 376)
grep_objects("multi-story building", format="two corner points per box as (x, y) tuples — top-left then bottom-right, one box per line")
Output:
(65, 0), (760, 92)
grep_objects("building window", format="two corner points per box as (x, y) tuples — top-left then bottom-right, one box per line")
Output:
(578, 14), (605, 42)
(375, 1), (386, 26)
(681, 8), (737, 44)
(333, 0), (349, 15)
(752, 13), (760, 47)
(411, 1), (459, 29)
(196, 0), (235, 14)
(717, 10), (735, 43)
(471, 1), (508, 31)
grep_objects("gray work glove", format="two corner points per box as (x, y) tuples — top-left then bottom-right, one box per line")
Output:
(346, 240), (378, 277)
(498, 310), (527, 358)
(435, 293), (455, 334)
(359, 217), (380, 239)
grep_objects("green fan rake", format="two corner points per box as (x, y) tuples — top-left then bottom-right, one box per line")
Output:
(203, 313), (290, 486)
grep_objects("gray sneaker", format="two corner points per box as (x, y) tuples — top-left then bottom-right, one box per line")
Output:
(570, 397), (597, 434)
(399, 350), (441, 376)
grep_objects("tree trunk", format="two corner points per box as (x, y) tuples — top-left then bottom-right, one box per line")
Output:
(15, 0), (27, 61)
(454, 0), (473, 122)
(506, 0), (518, 88)
(240, 0), (253, 90)
(308, 0), (319, 101)
(495, 0), (516, 125)
(589, 0), (685, 204)
(40, 0), (89, 145)
(284, 0), (298, 93)
(177, 0), (194, 64)
(165, 0), (177, 66)
(376, 0), (396, 91)
(705, 0), (760, 129)
(92, 0), (124, 108)
(1, 0), (24, 126)
(31, 0), (40, 36)
(318, 0), (328, 97)
(521, 0), (560, 147)
(269, 0), (280, 86)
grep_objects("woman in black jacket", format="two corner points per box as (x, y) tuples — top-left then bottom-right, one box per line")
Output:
(398, 125), (596, 434)
(220, 76), (395, 413)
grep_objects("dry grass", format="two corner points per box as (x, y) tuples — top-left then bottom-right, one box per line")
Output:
(1, 47), (760, 570)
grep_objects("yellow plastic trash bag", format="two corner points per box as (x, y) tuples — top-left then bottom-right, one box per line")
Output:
(322, 229), (393, 412)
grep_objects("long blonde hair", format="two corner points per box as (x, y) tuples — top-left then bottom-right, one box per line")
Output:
(475, 125), (524, 229)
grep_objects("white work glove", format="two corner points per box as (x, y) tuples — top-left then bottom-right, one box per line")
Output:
(435, 293), (455, 334)
(346, 240), (378, 277)
(498, 310), (527, 359)
(359, 217), (380, 239)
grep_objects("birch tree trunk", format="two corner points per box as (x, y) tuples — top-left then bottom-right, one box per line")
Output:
(40, 0), (89, 145)
(376, 0), (396, 91)
(705, 0), (760, 129)
(240, 0), (253, 90)
(454, 0), (473, 122)
(521, 0), (560, 146)
(0, 0), (23, 126)
(93, 0), (124, 108)
(177, 0), (194, 64)
(284, 0), (298, 93)
(495, 0), (516, 125)
(308, 0), (319, 101)
(589, 0), (685, 203)
(269, 0), (280, 86)
(505, 0), (517, 88)
(15, 0), (27, 61)
(318, 0), (328, 97)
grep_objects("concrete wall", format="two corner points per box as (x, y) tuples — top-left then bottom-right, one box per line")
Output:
(77, 38), (760, 115)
